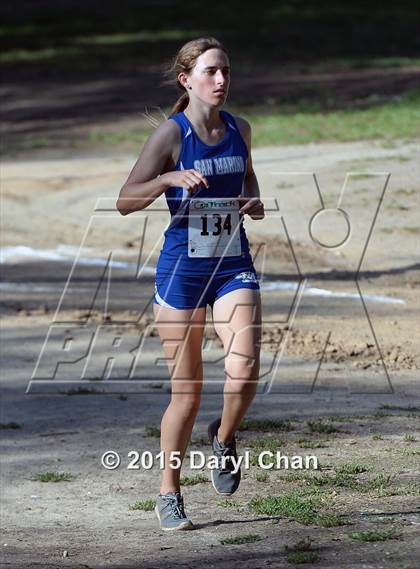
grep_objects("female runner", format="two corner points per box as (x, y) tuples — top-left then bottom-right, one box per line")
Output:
(117, 37), (264, 531)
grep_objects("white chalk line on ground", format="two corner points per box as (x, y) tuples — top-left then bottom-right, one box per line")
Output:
(0, 245), (405, 304)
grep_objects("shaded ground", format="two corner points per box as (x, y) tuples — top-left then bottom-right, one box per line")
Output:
(1, 0), (420, 155)
(2, 65), (419, 157)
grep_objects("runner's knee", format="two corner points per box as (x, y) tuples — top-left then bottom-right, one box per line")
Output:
(170, 392), (202, 415)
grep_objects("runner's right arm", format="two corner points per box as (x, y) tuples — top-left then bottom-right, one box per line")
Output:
(116, 120), (208, 216)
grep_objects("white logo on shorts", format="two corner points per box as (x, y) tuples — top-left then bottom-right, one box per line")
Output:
(235, 271), (257, 283)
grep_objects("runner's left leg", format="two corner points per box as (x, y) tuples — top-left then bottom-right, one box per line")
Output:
(211, 288), (261, 444)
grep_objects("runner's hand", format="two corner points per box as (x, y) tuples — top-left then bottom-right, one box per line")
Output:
(161, 169), (209, 194)
(237, 195), (265, 219)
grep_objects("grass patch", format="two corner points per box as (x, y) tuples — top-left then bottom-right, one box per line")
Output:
(144, 425), (160, 438)
(255, 472), (269, 482)
(0, 422), (21, 429)
(304, 471), (359, 489)
(296, 438), (328, 449)
(307, 421), (341, 434)
(180, 473), (208, 486)
(220, 534), (261, 545)
(249, 491), (319, 525)
(129, 499), (155, 511)
(314, 512), (350, 527)
(371, 434), (383, 440)
(217, 499), (241, 509)
(399, 447), (420, 456)
(287, 551), (318, 564)
(282, 472), (307, 483)
(82, 89), (420, 149)
(366, 473), (395, 489)
(32, 471), (73, 482)
(403, 434), (417, 442)
(364, 474), (397, 497)
(297, 463), (371, 492)
(336, 462), (370, 475)
(349, 528), (400, 542)
(239, 419), (294, 432)
(244, 90), (420, 146)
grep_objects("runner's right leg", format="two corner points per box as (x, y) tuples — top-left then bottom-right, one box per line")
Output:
(153, 303), (206, 494)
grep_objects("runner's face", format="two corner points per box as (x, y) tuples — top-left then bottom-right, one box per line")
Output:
(188, 48), (230, 107)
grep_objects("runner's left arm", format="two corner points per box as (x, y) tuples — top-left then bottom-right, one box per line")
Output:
(235, 117), (265, 220)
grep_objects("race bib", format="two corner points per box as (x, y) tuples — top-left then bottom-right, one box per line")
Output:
(188, 198), (242, 258)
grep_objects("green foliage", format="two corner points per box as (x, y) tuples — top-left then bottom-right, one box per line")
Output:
(249, 491), (319, 525)
(217, 499), (242, 509)
(244, 91), (420, 146)
(144, 425), (160, 438)
(314, 512), (350, 527)
(349, 528), (400, 541)
(255, 472), (269, 482)
(180, 473), (208, 486)
(307, 421), (341, 434)
(336, 462), (370, 475)
(129, 499), (155, 511)
(403, 434), (416, 442)
(32, 471), (73, 482)
(296, 438), (329, 449)
(287, 551), (318, 564)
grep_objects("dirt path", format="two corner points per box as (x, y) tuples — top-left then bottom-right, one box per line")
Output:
(1, 139), (419, 567)
(1, 321), (420, 568)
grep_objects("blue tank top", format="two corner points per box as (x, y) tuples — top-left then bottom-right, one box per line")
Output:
(156, 110), (254, 277)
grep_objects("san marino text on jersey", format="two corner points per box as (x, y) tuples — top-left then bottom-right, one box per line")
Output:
(193, 156), (245, 176)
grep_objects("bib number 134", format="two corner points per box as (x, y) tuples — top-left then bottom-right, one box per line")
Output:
(188, 198), (242, 258)
(200, 213), (232, 236)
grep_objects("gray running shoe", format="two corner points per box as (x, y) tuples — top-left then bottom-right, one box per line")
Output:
(155, 491), (194, 531)
(208, 418), (241, 496)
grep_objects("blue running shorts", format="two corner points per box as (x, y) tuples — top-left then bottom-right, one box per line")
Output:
(154, 269), (260, 310)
